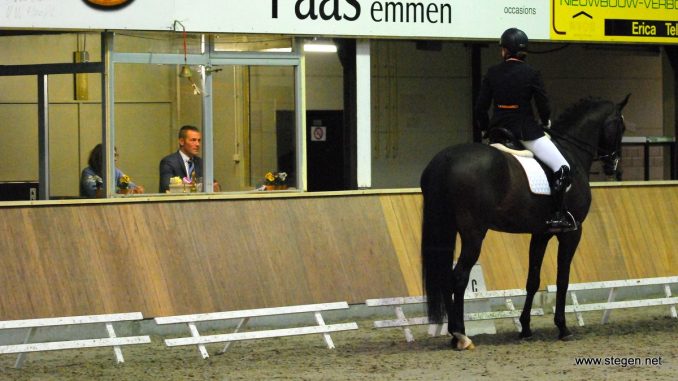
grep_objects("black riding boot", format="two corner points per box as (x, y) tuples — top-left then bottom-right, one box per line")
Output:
(546, 166), (576, 232)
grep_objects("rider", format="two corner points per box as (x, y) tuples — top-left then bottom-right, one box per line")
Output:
(474, 27), (575, 232)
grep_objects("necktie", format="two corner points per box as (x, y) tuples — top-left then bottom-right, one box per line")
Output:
(187, 159), (194, 177)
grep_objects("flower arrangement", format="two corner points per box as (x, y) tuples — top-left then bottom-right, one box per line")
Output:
(118, 175), (131, 190)
(253, 172), (289, 191)
(264, 172), (287, 186)
(117, 174), (136, 194)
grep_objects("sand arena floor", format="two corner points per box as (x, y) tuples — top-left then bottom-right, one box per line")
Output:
(1, 306), (676, 381)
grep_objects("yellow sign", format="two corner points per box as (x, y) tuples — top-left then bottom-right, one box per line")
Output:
(551, 0), (678, 43)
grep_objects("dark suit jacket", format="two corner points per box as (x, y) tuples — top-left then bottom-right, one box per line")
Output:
(159, 151), (203, 193)
(474, 59), (550, 141)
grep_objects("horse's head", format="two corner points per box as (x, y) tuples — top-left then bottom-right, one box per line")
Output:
(598, 94), (630, 176)
(551, 95), (630, 177)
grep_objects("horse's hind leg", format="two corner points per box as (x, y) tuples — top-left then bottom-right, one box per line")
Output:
(449, 228), (486, 350)
(553, 229), (582, 340)
(519, 233), (552, 339)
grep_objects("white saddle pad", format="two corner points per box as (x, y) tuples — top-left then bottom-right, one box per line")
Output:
(513, 155), (551, 195)
(489, 143), (551, 195)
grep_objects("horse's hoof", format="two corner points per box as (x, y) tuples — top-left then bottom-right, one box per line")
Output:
(456, 341), (475, 351)
(558, 327), (573, 341)
(452, 332), (474, 351)
(519, 333), (533, 341)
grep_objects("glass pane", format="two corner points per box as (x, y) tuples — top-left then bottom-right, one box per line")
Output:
(0, 76), (38, 196)
(0, 73), (104, 200)
(112, 62), (202, 196)
(0, 32), (104, 199)
(211, 65), (296, 191)
(248, 66), (297, 190)
(49, 78), (82, 198)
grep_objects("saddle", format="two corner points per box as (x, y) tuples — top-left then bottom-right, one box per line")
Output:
(485, 127), (554, 195)
(484, 127), (525, 152)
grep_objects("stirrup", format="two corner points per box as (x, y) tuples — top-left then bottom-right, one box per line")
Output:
(546, 211), (578, 233)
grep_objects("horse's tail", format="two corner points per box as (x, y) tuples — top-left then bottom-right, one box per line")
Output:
(420, 159), (457, 324)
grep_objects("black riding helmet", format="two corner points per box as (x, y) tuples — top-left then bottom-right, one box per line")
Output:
(499, 28), (528, 55)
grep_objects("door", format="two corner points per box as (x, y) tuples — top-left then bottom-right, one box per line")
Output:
(306, 110), (344, 191)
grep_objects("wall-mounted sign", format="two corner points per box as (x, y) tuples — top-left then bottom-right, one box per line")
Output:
(551, 0), (678, 43)
(311, 126), (326, 142)
(0, 0), (548, 41)
(2, 1), (677, 44)
(225, 0), (550, 40)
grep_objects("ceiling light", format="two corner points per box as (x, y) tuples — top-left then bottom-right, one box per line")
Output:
(303, 42), (337, 53)
(263, 47), (293, 53)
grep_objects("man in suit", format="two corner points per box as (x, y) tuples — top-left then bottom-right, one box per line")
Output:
(159, 125), (207, 192)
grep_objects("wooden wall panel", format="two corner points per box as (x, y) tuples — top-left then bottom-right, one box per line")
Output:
(379, 185), (677, 291)
(0, 196), (408, 320)
(0, 184), (675, 320)
(379, 194), (423, 296)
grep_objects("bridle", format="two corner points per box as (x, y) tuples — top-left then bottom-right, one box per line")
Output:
(547, 111), (625, 169)
(597, 113), (626, 175)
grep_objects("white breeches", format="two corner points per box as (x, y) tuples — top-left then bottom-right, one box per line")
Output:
(521, 136), (570, 172)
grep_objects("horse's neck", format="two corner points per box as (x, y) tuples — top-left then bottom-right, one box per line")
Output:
(553, 125), (598, 174)
(553, 100), (619, 181)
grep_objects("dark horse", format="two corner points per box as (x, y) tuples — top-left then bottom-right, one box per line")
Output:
(420, 95), (629, 350)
